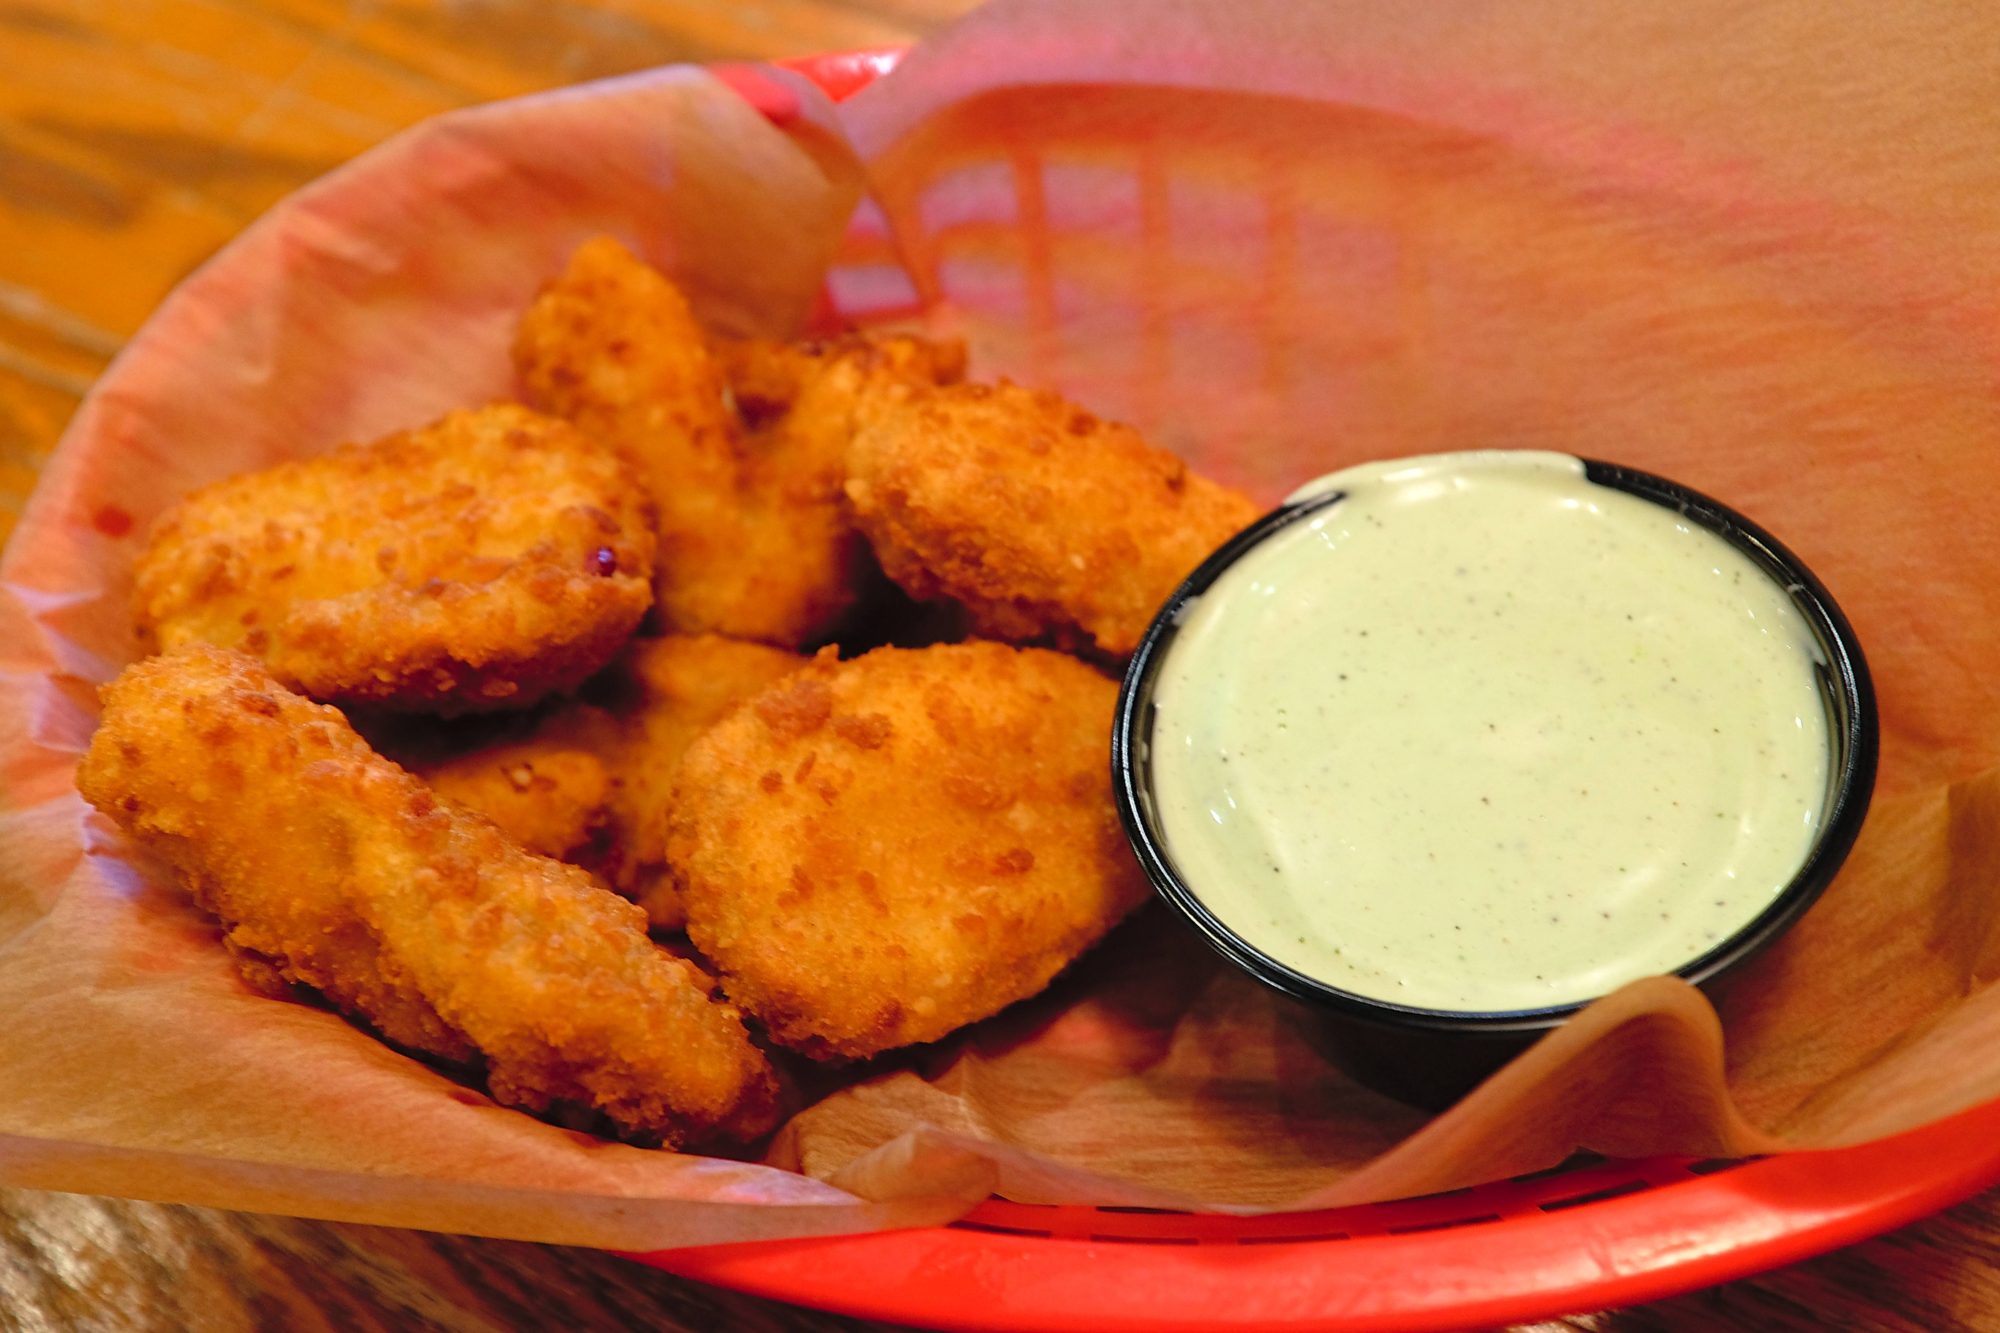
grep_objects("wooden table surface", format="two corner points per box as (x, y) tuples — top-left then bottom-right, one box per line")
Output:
(4, 3), (1998, 1330)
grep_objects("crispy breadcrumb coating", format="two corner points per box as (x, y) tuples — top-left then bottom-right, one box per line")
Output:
(368, 636), (804, 931)
(132, 404), (655, 714)
(511, 238), (741, 626)
(577, 635), (804, 930)
(514, 237), (961, 647)
(77, 646), (779, 1150)
(718, 333), (968, 439)
(365, 708), (617, 864)
(720, 332), (968, 647)
(845, 381), (1261, 659)
(667, 642), (1149, 1060)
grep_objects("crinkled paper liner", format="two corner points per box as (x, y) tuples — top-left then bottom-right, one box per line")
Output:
(3, 0), (1999, 1249)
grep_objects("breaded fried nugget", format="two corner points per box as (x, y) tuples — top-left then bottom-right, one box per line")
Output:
(720, 332), (968, 645)
(514, 238), (961, 647)
(369, 635), (802, 929)
(132, 405), (655, 714)
(366, 708), (616, 863)
(719, 333), (968, 439)
(845, 382), (1261, 659)
(512, 238), (741, 618)
(667, 642), (1149, 1059)
(579, 635), (803, 930)
(77, 646), (779, 1150)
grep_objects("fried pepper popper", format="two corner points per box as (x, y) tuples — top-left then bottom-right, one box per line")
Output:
(364, 706), (617, 865)
(576, 634), (805, 930)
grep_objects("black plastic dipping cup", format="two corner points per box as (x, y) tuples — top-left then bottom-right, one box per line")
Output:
(1112, 457), (1879, 1110)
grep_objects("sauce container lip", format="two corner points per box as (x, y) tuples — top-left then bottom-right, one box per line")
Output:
(1112, 453), (1880, 1037)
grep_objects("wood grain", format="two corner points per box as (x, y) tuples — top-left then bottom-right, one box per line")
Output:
(6, 3), (2000, 1331)
(0, 0), (976, 546)
(6, 1182), (2000, 1332)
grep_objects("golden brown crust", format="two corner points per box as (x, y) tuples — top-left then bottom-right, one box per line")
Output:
(577, 635), (804, 930)
(723, 333), (969, 652)
(366, 708), (618, 864)
(131, 404), (655, 714)
(719, 333), (968, 435)
(844, 381), (1261, 659)
(512, 236), (742, 565)
(367, 636), (804, 930)
(406, 741), (612, 865)
(514, 238), (962, 648)
(667, 641), (1150, 1060)
(77, 645), (779, 1149)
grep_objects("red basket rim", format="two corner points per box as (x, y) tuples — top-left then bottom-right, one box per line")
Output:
(645, 44), (2000, 1330)
(638, 1094), (2000, 1331)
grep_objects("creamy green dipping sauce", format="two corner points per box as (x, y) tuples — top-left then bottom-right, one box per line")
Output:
(1147, 450), (1831, 1013)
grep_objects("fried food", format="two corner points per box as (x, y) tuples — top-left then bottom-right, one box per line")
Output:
(512, 238), (741, 625)
(368, 635), (804, 930)
(365, 708), (616, 864)
(91, 239), (1238, 1150)
(132, 404), (655, 714)
(719, 333), (968, 439)
(714, 332), (968, 647)
(666, 641), (1150, 1060)
(77, 645), (780, 1150)
(578, 635), (803, 930)
(514, 237), (961, 647)
(727, 331), (969, 608)
(844, 381), (1262, 659)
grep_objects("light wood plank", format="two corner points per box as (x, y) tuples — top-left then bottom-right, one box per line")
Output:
(0, 0), (978, 548)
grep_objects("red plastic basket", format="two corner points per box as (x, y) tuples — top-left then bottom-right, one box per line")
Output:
(641, 1095), (2000, 1330)
(640, 49), (2000, 1331)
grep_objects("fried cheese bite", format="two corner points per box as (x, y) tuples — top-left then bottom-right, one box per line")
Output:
(844, 381), (1261, 660)
(132, 404), (654, 714)
(666, 641), (1150, 1060)
(77, 646), (779, 1150)
(514, 237), (961, 647)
